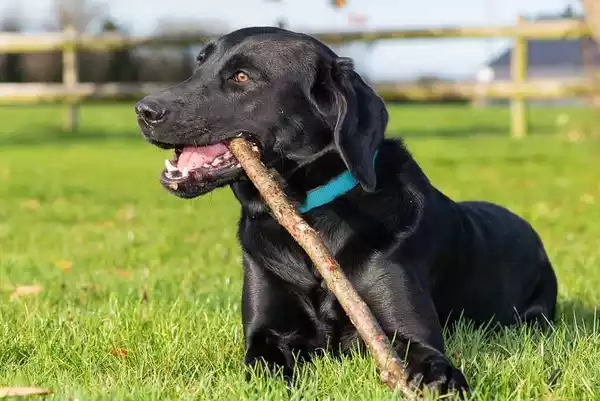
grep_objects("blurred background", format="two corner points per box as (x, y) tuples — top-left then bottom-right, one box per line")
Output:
(0, 0), (591, 83)
(0, 0), (599, 138)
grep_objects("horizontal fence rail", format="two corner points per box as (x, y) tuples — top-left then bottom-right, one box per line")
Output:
(0, 20), (591, 53)
(0, 18), (596, 136)
(0, 80), (596, 104)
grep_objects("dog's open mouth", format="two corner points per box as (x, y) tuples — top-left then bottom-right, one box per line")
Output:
(160, 141), (244, 197)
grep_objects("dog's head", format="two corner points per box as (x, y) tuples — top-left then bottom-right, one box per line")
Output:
(136, 26), (388, 199)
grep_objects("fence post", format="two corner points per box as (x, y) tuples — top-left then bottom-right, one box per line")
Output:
(510, 17), (528, 138)
(62, 24), (79, 132)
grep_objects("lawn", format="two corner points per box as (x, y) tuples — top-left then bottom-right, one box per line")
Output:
(1, 103), (599, 400)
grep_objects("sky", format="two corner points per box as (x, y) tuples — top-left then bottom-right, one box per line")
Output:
(1, 0), (583, 81)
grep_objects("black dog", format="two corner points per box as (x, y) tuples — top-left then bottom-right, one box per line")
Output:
(135, 26), (558, 395)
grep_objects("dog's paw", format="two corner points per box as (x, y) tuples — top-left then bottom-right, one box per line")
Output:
(243, 355), (295, 388)
(408, 355), (470, 397)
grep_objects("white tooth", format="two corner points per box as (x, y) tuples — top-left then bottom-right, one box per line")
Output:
(235, 163), (242, 168)
(224, 151), (233, 160)
(212, 157), (222, 166)
(202, 163), (211, 168)
(165, 159), (178, 172)
(181, 167), (189, 177)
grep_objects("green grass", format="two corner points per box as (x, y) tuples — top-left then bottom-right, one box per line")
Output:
(1, 103), (599, 400)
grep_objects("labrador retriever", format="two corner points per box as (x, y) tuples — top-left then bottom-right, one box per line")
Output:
(135, 26), (558, 395)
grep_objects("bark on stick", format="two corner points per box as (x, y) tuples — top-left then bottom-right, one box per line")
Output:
(228, 138), (417, 398)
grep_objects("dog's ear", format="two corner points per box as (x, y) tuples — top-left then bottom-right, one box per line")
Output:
(311, 57), (388, 192)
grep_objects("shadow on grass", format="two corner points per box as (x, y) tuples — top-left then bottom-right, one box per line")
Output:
(442, 298), (599, 345)
(387, 125), (560, 139)
(557, 299), (599, 330)
(0, 127), (142, 148)
(1, 126), (560, 149)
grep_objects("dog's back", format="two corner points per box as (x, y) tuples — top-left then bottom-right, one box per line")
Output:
(429, 197), (558, 328)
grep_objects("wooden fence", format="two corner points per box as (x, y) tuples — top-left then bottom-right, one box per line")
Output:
(0, 19), (596, 137)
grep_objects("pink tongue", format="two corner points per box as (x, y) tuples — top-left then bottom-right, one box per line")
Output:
(177, 143), (229, 170)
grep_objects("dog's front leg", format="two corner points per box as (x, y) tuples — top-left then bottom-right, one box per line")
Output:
(241, 253), (320, 385)
(354, 261), (470, 396)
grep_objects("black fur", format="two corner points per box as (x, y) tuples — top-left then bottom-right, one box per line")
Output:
(136, 26), (558, 396)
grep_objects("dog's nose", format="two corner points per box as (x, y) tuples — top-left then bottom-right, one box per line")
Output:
(135, 98), (168, 125)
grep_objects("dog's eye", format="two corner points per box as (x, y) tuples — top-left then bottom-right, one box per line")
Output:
(233, 71), (250, 83)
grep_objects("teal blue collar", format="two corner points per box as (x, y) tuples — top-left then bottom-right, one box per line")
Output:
(297, 150), (378, 214)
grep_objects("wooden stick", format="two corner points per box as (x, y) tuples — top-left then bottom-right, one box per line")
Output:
(228, 138), (417, 398)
